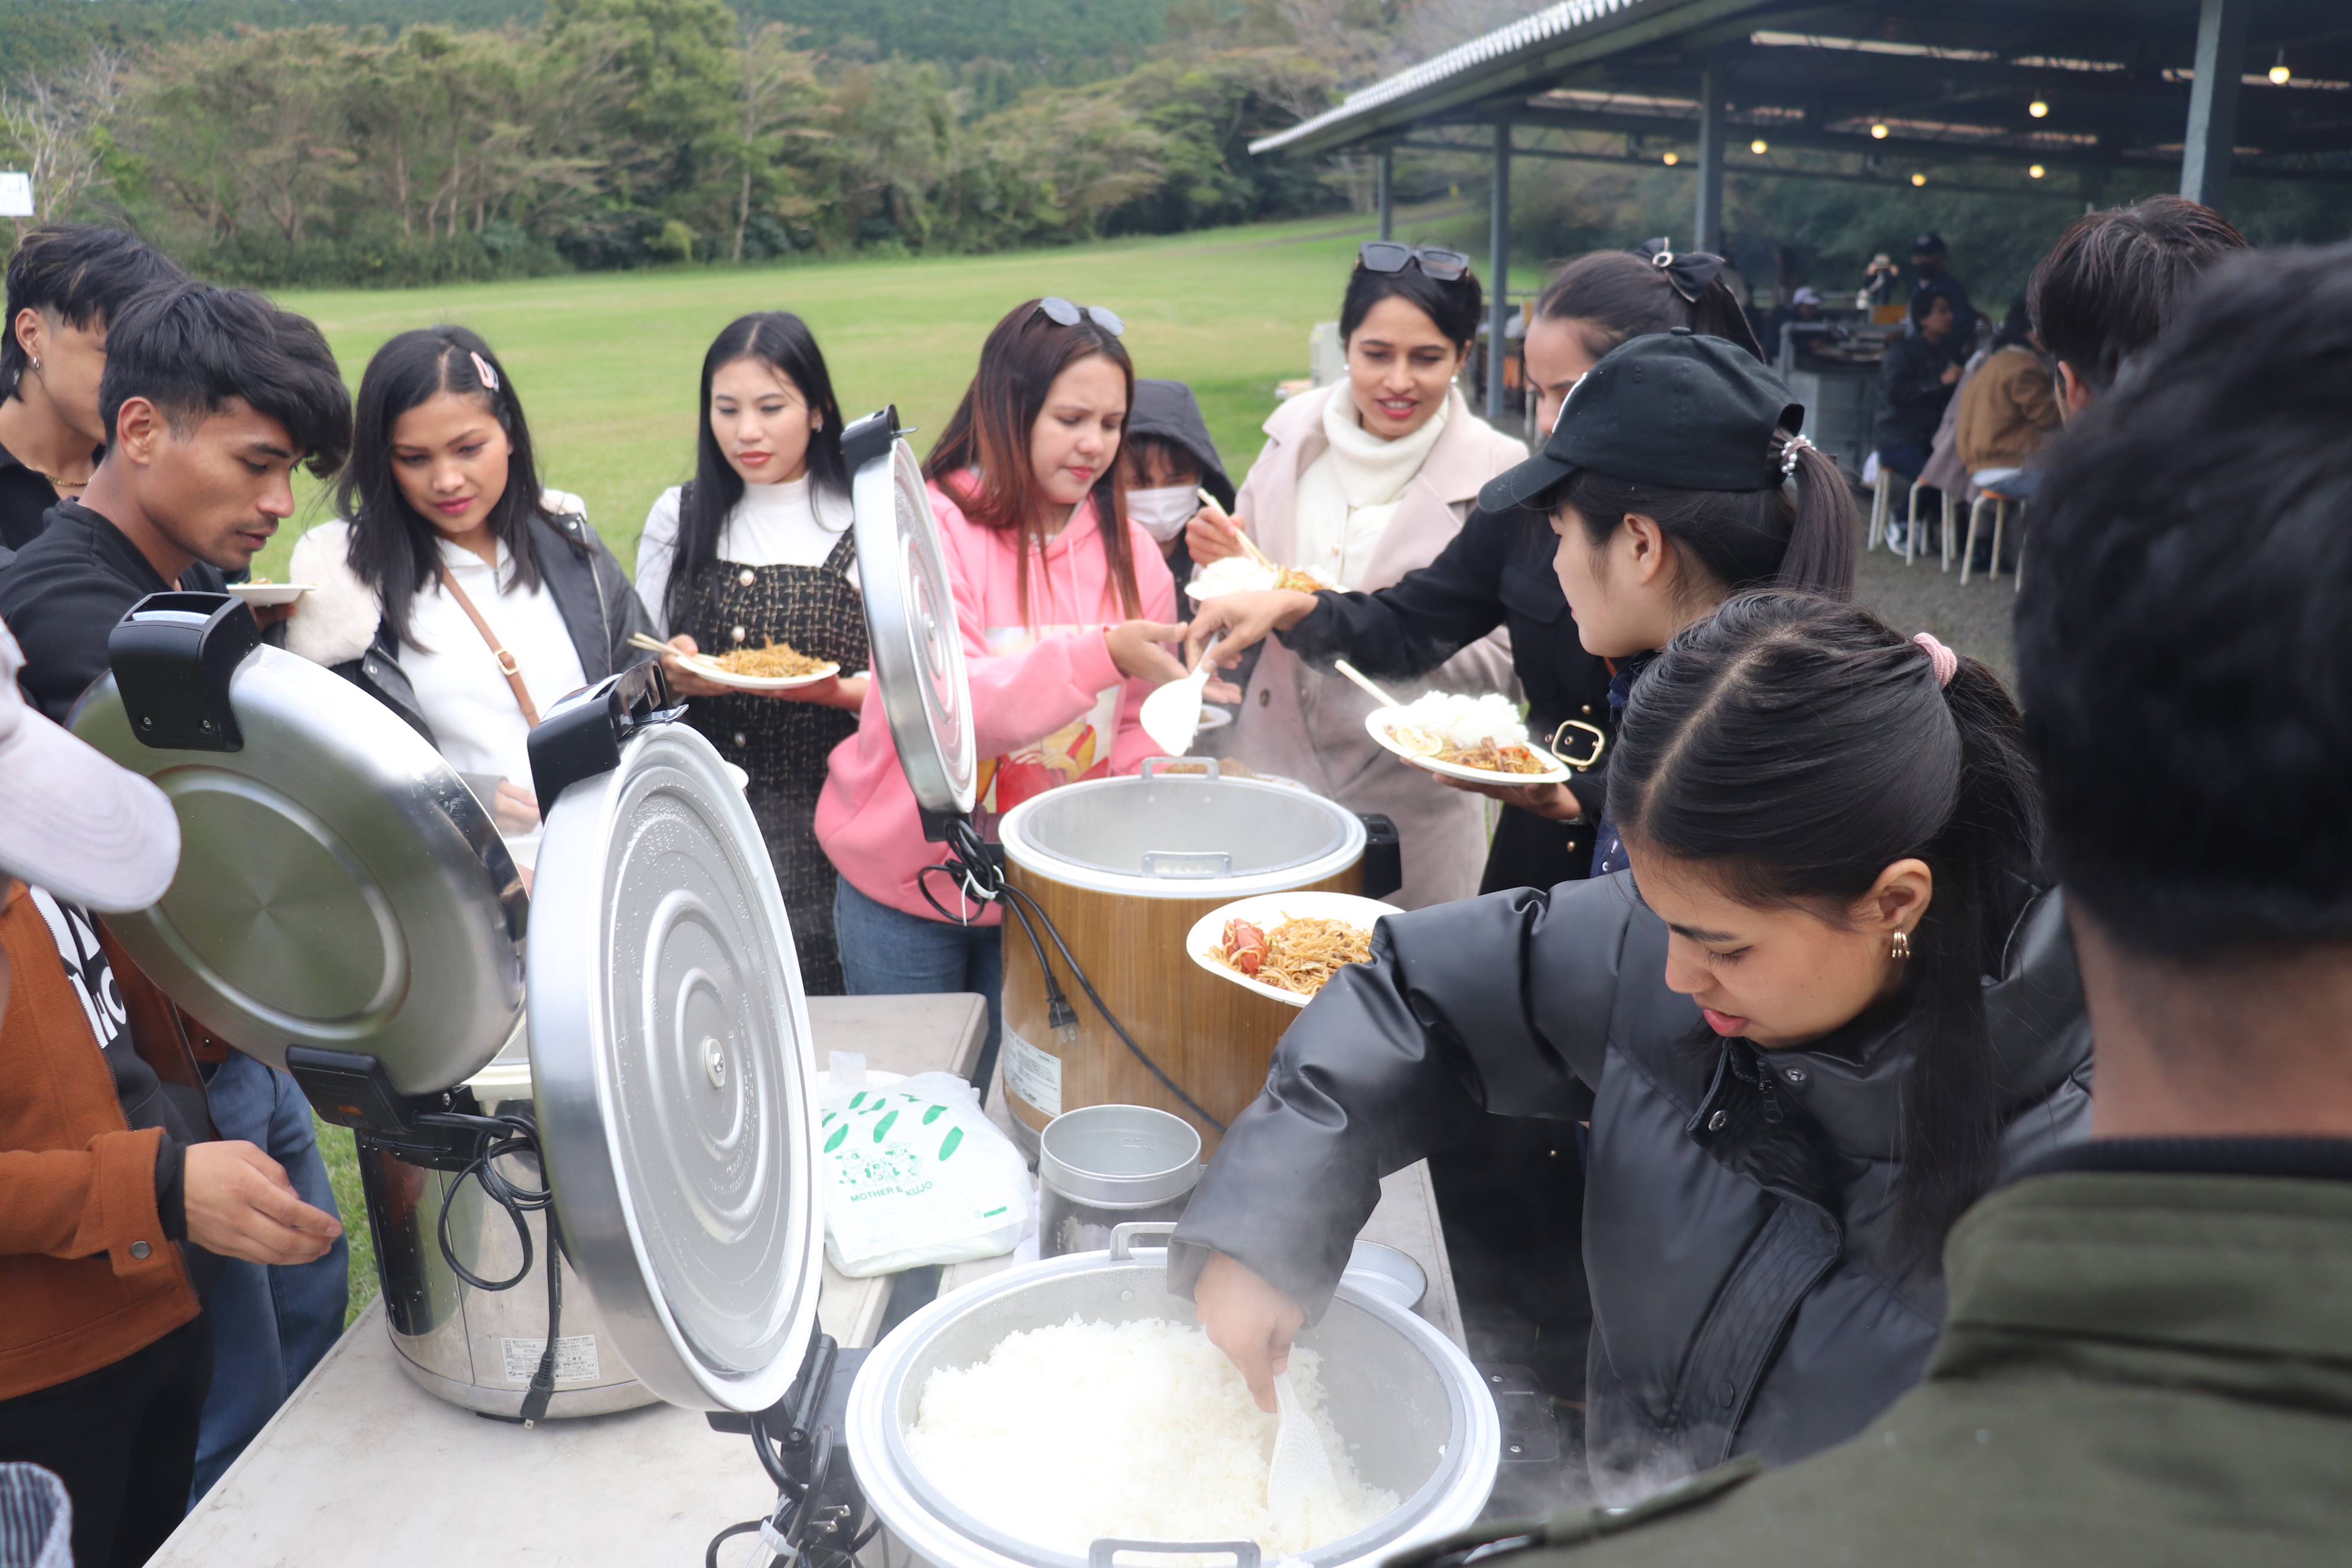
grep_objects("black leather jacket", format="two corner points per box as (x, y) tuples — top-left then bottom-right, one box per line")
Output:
(333, 509), (654, 746)
(1170, 874), (2091, 1480)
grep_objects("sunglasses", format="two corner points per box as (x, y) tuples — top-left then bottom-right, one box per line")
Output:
(1035, 297), (1125, 337)
(1357, 241), (1473, 281)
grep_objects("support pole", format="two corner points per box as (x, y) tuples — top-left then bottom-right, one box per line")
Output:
(1694, 58), (1726, 252)
(1488, 118), (1511, 422)
(2181, 0), (2247, 213)
(1376, 146), (1394, 240)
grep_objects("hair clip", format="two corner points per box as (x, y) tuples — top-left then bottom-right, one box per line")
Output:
(1778, 433), (1815, 478)
(469, 351), (501, 393)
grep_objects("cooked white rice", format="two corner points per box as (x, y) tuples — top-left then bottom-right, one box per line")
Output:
(904, 1317), (1397, 1558)
(1386, 691), (1528, 752)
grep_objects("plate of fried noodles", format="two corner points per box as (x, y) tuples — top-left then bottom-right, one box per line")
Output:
(1185, 891), (1396, 1008)
(676, 639), (842, 691)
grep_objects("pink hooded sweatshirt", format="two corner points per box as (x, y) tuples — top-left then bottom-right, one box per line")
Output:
(816, 473), (1178, 925)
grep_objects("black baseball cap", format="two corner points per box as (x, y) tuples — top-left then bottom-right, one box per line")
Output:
(1480, 328), (1806, 513)
(1912, 232), (1947, 254)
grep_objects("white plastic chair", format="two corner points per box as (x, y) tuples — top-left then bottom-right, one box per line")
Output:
(1960, 486), (2024, 585)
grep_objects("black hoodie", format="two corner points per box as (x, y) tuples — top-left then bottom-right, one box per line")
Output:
(1125, 379), (1234, 586)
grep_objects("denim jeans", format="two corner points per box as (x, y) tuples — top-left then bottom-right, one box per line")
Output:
(833, 876), (1002, 1064)
(190, 1051), (348, 1503)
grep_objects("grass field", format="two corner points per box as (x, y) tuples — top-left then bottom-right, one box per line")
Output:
(254, 206), (1508, 583)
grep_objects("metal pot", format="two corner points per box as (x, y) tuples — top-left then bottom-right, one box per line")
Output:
(846, 1226), (1498, 1568)
(1036, 1105), (1201, 1259)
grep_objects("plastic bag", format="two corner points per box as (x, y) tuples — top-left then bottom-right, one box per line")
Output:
(819, 1057), (1033, 1278)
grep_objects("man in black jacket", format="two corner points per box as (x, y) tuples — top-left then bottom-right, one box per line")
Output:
(1871, 290), (1959, 485)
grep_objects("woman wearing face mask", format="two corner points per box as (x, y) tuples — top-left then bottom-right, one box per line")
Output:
(1186, 243), (1762, 895)
(1118, 378), (1234, 584)
(285, 326), (654, 869)
(1187, 243), (1527, 909)
(634, 313), (865, 994)
(816, 299), (1187, 1063)
(1172, 590), (2090, 1491)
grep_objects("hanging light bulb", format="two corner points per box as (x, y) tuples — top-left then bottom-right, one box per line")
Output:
(1750, 138), (1769, 155)
(1662, 151), (1680, 165)
(2029, 99), (2049, 118)
(1870, 122), (1890, 139)
(2270, 51), (2292, 86)
(2029, 164), (2046, 178)
(1911, 172), (1928, 187)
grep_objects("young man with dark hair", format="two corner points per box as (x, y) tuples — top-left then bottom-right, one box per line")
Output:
(2027, 193), (2248, 416)
(0, 227), (187, 551)
(1905, 231), (1975, 358)
(1384, 243), (2352, 1564)
(0, 280), (357, 1507)
(1872, 288), (1961, 487)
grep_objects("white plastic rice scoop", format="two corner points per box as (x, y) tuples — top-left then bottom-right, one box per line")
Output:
(1267, 1366), (1341, 1522)
(1139, 632), (1225, 757)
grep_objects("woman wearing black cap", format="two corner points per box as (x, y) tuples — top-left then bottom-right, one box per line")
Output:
(1185, 243), (1768, 896)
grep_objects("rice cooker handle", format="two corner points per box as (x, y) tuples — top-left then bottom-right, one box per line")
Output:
(1108, 1221), (1179, 1261)
(1090, 1543), (1260, 1568)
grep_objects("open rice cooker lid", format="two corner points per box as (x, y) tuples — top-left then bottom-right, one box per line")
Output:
(70, 595), (524, 1097)
(524, 671), (824, 1414)
(847, 407), (977, 822)
(998, 762), (1368, 899)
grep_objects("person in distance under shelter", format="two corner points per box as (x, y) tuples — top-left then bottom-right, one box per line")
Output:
(0, 614), (342, 1568)
(1872, 289), (1961, 538)
(816, 297), (1184, 1070)
(1953, 302), (2060, 504)
(636, 313), (868, 995)
(1905, 233), (1975, 360)
(1406, 240), (2352, 1568)
(0, 226), (186, 551)
(0, 282), (354, 1502)
(282, 326), (654, 873)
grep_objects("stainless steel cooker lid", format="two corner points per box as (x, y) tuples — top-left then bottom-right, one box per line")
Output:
(848, 407), (976, 821)
(71, 596), (524, 1096)
(1006, 767), (1364, 884)
(526, 704), (822, 1414)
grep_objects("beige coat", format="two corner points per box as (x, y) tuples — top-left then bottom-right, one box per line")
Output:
(1228, 382), (1526, 908)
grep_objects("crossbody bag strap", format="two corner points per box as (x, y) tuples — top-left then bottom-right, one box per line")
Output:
(434, 561), (541, 728)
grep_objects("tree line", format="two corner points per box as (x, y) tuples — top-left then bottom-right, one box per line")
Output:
(0, 0), (1341, 286)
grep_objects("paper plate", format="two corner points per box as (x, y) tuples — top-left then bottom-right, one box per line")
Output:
(1363, 708), (1571, 786)
(1197, 703), (1233, 732)
(1184, 890), (1396, 1009)
(678, 654), (841, 692)
(226, 582), (312, 606)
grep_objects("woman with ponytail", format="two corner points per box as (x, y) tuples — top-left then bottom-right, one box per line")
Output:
(1184, 241), (1770, 896)
(1171, 592), (2089, 1492)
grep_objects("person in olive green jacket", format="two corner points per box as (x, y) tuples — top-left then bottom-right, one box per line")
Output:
(1389, 244), (2352, 1567)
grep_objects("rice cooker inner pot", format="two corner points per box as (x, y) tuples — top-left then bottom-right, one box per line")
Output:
(1014, 776), (1351, 883)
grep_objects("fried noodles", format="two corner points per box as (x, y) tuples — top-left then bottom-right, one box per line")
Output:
(708, 641), (832, 679)
(1209, 914), (1371, 998)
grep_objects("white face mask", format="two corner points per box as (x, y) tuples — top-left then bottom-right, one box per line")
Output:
(1124, 484), (1200, 542)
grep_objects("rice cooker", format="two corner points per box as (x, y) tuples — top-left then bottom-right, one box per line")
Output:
(72, 593), (824, 1420)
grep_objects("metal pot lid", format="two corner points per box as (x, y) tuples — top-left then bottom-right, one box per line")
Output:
(70, 596), (524, 1096)
(847, 407), (976, 821)
(526, 710), (822, 1414)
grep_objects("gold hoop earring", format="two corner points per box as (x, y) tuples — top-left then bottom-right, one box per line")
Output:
(1890, 930), (1912, 961)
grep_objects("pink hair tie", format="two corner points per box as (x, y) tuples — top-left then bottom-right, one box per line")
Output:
(1913, 632), (1958, 688)
(469, 351), (501, 393)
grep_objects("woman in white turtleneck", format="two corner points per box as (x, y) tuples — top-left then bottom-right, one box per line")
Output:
(635, 312), (868, 995)
(1188, 246), (1525, 907)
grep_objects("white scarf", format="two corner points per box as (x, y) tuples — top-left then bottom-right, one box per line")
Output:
(1291, 382), (1452, 590)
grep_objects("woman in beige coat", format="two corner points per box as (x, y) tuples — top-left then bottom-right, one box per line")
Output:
(1193, 244), (1525, 907)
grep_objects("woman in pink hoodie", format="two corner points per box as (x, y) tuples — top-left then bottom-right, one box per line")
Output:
(816, 298), (1187, 1057)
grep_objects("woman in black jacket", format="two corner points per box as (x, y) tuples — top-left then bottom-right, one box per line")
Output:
(282, 326), (654, 868)
(1175, 593), (2090, 1491)
(1185, 244), (1763, 894)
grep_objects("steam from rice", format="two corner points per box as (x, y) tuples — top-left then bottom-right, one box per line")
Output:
(905, 1318), (1397, 1557)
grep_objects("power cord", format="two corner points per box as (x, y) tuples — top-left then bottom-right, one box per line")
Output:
(914, 814), (1226, 1133)
(416, 1108), (566, 1424)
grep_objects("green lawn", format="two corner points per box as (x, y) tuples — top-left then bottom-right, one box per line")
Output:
(254, 207), (1509, 583)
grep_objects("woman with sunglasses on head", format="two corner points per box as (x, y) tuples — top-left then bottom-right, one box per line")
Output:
(1185, 241), (1528, 909)
(1172, 588), (2089, 1491)
(816, 298), (1186, 1061)
(286, 326), (654, 871)
(635, 312), (865, 995)
(1187, 241), (1763, 896)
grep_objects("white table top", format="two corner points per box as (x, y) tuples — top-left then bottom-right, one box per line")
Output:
(153, 993), (1464, 1567)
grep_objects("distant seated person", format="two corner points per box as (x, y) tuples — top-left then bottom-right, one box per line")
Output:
(1764, 287), (1828, 358)
(1907, 231), (1975, 358)
(1118, 378), (1234, 586)
(1955, 302), (2060, 501)
(1873, 290), (1962, 484)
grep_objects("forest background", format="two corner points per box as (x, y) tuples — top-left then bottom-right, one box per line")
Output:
(10, 0), (2349, 302)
